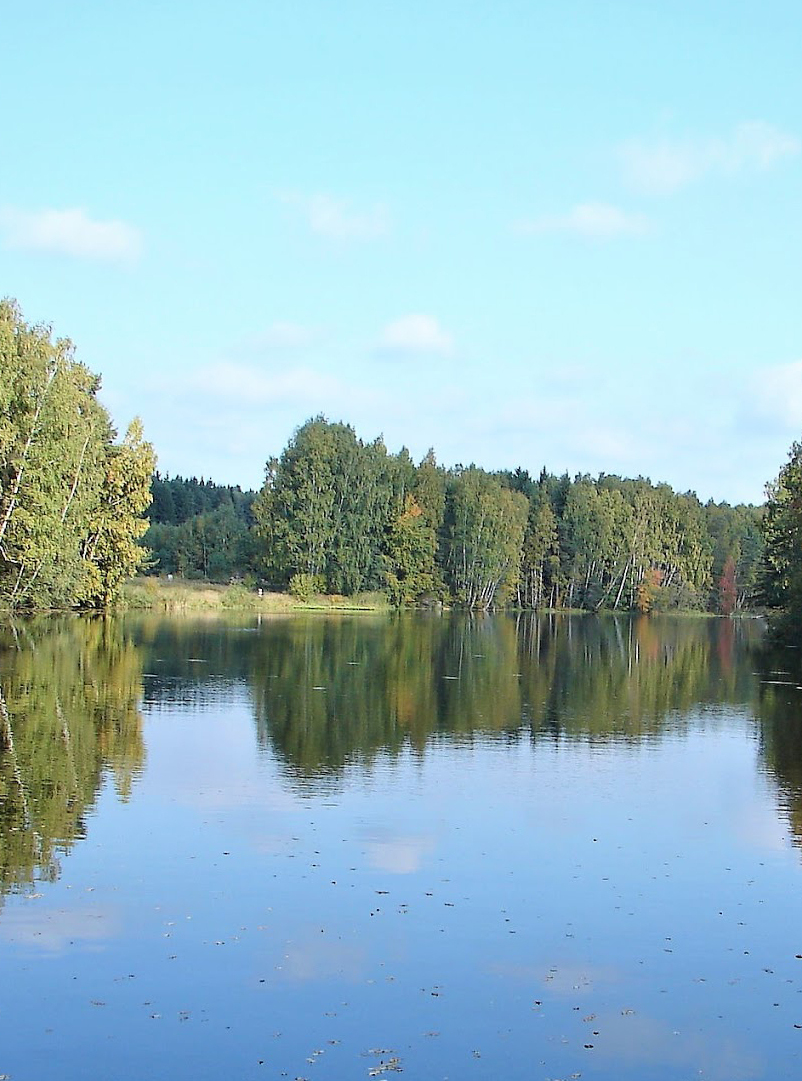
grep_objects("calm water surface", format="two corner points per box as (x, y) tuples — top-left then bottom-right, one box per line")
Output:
(1, 612), (802, 1080)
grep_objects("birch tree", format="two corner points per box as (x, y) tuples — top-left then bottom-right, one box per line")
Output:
(0, 300), (154, 609)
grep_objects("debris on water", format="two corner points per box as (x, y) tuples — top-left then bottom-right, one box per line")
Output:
(368, 1058), (402, 1076)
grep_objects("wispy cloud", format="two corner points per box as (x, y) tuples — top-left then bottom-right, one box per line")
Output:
(516, 202), (649, 239)
(376, 313), (454, 357)
(751, 358), (802, 428)
(186, 361), (353, 405)
(243, 321), (318, 351)
(279, 191), (389, 240)
(0, 206), (143, 262)
(622, 121), (800, 194)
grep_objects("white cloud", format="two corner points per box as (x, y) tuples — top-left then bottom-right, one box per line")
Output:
(516, 202), (649, 239)
(751, 358), (802, 428)
(0, 206), (142, 262)
(376, 313), (454, 357)
(186, 361), (353, 405)
(280, 191), (389, 240)
(247, 321), (317, 350)
(622, 121), (800, 193)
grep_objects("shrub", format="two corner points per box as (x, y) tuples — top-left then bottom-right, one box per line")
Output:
(288, 573), (326, 602)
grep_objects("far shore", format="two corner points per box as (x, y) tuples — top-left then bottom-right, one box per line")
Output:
(120, 576), (392, 613)
(117, 577), (753, 619)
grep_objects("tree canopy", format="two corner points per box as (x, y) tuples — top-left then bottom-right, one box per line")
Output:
(0, 300), (154, 610)
(761, 438), (802, 637)
(244, 416), (763, 612)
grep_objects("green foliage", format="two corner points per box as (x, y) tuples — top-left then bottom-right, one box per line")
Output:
(0, 300), (154, 610)
(444, 468), (529, 608)
(761, 439), (802, 636)
(149, 473), (254, 526)
(247, 417), (762, 613)
(288, 572), (326, 601)
(144, 501), (253, 581)
(254, 417), (415, 596)
(384, 494), (438, 606)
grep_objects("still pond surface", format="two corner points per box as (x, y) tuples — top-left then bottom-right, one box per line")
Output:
(1, 612), (802, 1080)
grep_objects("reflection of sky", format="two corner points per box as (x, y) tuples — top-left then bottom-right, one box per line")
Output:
(589, 1010), (763, 1081)
(363, 831), (436, 875)
(0, 903), (119, 953)
(3, 627), (802, 1081)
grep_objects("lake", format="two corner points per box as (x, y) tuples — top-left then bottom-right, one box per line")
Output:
(1, 612), (801, 1080)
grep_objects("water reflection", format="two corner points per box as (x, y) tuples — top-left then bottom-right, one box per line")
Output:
(4, 611), (802, 1081)
(248, 614), (766, 777)
(3, 610), (801, 889)
(754, 645), (802, 845)
(0, 617), (145, 900)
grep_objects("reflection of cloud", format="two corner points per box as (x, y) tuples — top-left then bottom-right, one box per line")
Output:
(516, 202), (649, 239)
(0, 905), (119, 953)
(541, 962), (622, 996)
(734, 805), (788, 853)
(252, 830), (306, 855)
(280, 934), (366, 982)
(364, 833), (436, 874)
(592, 1010), (762, 1081)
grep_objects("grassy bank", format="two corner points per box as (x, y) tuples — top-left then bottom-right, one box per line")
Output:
(120, 577), (391, 613)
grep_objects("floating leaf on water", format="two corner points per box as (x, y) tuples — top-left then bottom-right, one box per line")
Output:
(368, 1058), (403, 1076)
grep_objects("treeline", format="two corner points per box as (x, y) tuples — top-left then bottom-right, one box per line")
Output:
(242, 416), (762, 612)
(143, 474), (256, 581)
(761, 437), (802, 640)
(0, 301), (154, 610)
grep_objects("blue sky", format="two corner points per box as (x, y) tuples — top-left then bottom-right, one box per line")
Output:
(2, 0), (801, 503)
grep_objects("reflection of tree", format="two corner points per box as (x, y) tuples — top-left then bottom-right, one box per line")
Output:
(251, 615), (528, 779)
(755, 648), (802, 846)
(0, 617), (145, 900)
(249, 613), (765, 779)
(518, 614), (763, 743)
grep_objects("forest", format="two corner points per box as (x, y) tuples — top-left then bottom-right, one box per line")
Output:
(2, 299), (801, 621)
(144, 416), (767, 615)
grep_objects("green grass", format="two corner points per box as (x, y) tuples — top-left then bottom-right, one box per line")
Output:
(120, 577), (391, 613)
